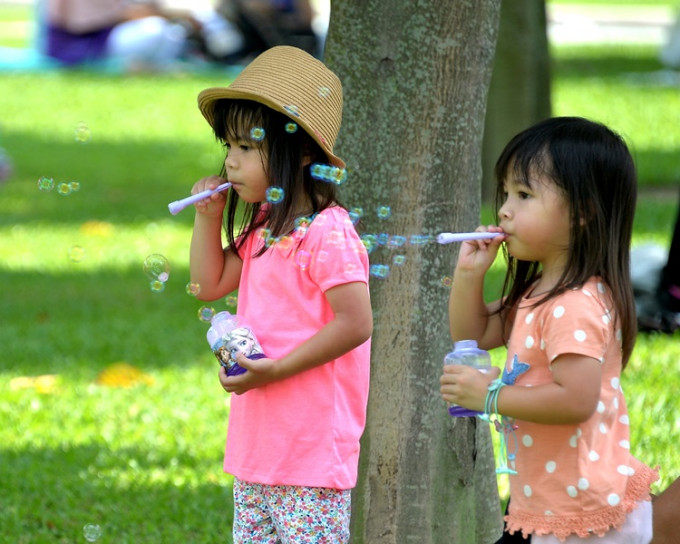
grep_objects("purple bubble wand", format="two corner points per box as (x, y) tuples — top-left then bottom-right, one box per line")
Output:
(168, 182), (232, 215)
(436, 232), (503, 244)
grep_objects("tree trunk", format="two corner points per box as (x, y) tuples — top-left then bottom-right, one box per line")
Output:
(481, 0), (552, 203)
(325, 1), (504, 542)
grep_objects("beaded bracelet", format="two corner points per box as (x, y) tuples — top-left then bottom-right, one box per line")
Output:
(480, 378), (518, 475)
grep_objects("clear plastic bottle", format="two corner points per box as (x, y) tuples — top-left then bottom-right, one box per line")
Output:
(206, 311), (267, 376)
(444, 339), (493, 417)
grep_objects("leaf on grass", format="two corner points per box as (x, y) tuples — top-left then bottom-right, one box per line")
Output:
(95, 362), (154, 388)
(10, 374), (60, 394)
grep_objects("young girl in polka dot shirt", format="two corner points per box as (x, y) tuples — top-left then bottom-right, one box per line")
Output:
(440, 117), (658, 543)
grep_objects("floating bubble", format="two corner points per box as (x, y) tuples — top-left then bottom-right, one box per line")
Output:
(318, 86), (331, 98)
(409, 234), (432, 245)
(376, 206), (392, 220)
(317, 250), (329, 263)
(75, 122), (92, 143)
(250, 127), (266, 142)
(68, 245), (85, 262)
(0, 147), (13, 182)
(143, 254), (170, 282)
(387, 235), (407, 249)
(266, 186), (285, 204)
(393, 254), (406, 266)
(295, 250), (312, 270)
(198, 306), (216, 322)
(185, 281), (201, 296)
(224, 294), (237, 308)
(283, 105), (301, 118)
(285, 122), (298, 134)
(69, 181), (81, 192)
(441, 276), (453, 287)
(370, 264), (390, 279)
(37, 176), (54, 192)
(57, 182), (72, 196)
(83, 523), (102, 542)
(377, 233), (389, 246)
(360, 234), (378, 254)
(310, 163), (347, 185)
(150, 280), (165, 293)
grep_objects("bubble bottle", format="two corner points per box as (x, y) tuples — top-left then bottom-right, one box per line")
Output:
(207, 311), (267, 376)
(444, 340), (493, 417)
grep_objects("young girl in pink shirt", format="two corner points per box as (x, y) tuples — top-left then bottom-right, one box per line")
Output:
(440, 117), (658, 543)
(188, 46), (372, 542)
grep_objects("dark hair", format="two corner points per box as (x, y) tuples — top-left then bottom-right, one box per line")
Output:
(494, 117), (637, 368)
(211, 99), (341, 256)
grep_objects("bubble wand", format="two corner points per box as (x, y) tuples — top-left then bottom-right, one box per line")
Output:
(168, 182), (232, 215)
(436, 232), (502, 244)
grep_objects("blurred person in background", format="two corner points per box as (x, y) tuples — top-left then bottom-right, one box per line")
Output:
(45, 0), (203, 70)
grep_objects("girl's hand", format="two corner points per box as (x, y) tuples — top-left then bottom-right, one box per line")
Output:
(192, 175), (229, 217)
(218, 353), (280, 395)
(440, 364), (500, 412)
(456, 225), (506, 275)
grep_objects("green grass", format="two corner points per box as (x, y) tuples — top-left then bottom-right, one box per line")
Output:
(1, 12), (679, 543)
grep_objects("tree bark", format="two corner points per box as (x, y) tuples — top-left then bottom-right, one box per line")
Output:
(325, 1), (504, 542)
(481, 0), (552, 203)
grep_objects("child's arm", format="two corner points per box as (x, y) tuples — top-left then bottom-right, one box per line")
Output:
(219, 281), (372, 394)
(189, 176), (242, 300)
(441, 353), (602, 424)
(449, 226), (506, 350)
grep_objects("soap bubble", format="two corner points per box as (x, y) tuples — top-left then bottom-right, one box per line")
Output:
(185, 281), (201, 296)
(143, 254), (170, 282)
(68, 245), (85, 262)
(283, 104), (300, 118)
(370, 264), (390, 279)
(75, 122), (92, 143)
(150, 280), (165, 293)
(441, 276), (453, 288)
(224, 294), (237, 308)
(317, 86), (331, 98)
(37, 176), (54, 192)
(0, 147), (13, 182)
(295, 250), (311, 270)
(250, 127), (265, 142)
(69, 181), (81, 192)
(198, 306), (215, 322)
(376, 206), (391, 220)
(266, 186), (284, 204)
(285, 122), (298, 134)
(57, 182), (72, 196)
(393, 255), (406, 266)
(83, 523), (101, 542)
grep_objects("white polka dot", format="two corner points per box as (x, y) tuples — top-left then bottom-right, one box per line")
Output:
(578, 478), (590, 490)
(597, 401), (605, 413)
(540, 339), (546, 350)
(588, 450), (600, 462)
(553, 306), (565, 318)
(574, 330), (587, 342)
(602, 313), (610, 325)
(546, 461), (557, 473)
(545, 510), (554, 516)
(522, 435), (533, 447)
(599, 423), (608, 434)
(612, 397), (619, 410)
(583, 289), (592, 297)
(608, 494), (620, 506)
(619, 440), (630, 450)
(619, 414), (630, 425)
(524, 485), (532, 497)
(576, 428), (582, 437)
(525, 336), (535, 349)
(569, 435), (579, 448)
(616, 329), (622, 341)
(611, 377), (620, 390)
(567, 486), (578, 498)
(525, 313), (534, 324)
(617, 465), (635, 476)
(597, 282), (606, 293)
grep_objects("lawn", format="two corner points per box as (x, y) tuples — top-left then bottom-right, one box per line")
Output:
(1, 5), (679, 543)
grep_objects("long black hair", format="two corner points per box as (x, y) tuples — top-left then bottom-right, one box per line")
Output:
(211, 98), (342, 256)
(494, 117), (638, 367)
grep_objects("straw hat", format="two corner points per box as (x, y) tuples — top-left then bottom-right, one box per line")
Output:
(197, 46), (345, 168)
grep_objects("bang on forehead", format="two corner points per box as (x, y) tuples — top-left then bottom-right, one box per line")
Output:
(498, 146), (554, 189)
(214, 100), (266, 143)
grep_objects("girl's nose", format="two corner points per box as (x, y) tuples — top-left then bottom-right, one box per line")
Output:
(498, 202), (511, 220)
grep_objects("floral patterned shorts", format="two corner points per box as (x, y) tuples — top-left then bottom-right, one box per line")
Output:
(232, 478), (351, 543)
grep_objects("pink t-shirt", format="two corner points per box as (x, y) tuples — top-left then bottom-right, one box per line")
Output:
(504, 278), (658, 541)
(224, 206), (371, 489)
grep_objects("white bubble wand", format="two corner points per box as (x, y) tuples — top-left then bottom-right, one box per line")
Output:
(436, 232), (502, 244)
(168, 182), (232, 215)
